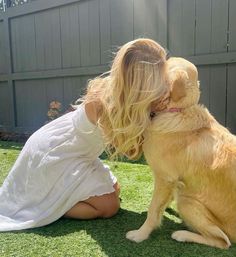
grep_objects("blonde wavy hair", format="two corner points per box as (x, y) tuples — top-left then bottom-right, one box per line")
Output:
(81, 38), (168, 160)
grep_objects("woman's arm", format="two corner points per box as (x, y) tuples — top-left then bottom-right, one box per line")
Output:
(84, 101), (101, 125)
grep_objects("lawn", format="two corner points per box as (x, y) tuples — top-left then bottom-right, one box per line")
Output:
(0, 141), (236, 257)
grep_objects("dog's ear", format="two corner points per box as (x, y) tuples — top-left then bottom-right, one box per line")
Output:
(170, 70), (188, 102)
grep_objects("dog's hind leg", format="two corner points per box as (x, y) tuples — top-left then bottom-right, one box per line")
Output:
(172, 229), (230, 249)
(172, 197), (231, 249)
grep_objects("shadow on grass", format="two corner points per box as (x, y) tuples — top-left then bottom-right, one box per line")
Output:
(9, 208), (233, 257)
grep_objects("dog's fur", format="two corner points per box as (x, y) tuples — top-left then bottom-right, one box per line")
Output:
(126, 57), (236, 249)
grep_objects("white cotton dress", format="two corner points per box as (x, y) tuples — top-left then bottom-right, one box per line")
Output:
(0, 104), (117, 231)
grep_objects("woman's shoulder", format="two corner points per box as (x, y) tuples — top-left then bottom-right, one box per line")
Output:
(84, 101), (102, 125)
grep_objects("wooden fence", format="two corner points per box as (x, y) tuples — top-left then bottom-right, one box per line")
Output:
(0, 0), (235, 133)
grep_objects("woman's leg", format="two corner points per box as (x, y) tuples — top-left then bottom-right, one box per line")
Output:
(64, 183), (120, 219)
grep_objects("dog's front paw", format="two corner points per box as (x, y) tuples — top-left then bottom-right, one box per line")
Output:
(126, 230), (149, 243)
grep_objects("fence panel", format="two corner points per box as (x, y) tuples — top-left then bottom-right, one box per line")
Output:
(168, 0), (195, 56)
(60, 4), (81, 68)
(0, 21), (7, 74)
(229, 0), (236, 52)
(227, 64), (236, 131)
(0, 0), (236, 134)
(0, 82), (11, 127)
(168, 0), (235, 132)
(134, 0), (167, 46)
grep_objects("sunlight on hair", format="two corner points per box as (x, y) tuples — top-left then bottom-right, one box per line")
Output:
(79, 38), (169, 160)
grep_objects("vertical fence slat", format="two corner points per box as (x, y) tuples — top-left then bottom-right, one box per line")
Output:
(99, 0), (111, 64)
(133, 0), (167, 47)
(110, 0), (133, 47)
(156, 0), (167, 47)
(0, 21), (7, 74)
(78, 0), (100, 66)
(60, 3), (81, 68)
(209, 65), (227, 125)
(211, 0), (228, 53)
(11, 18), (20, 72)
(199, 65), (227, 126)
(63, 77), (83, 107)
(195, 0), (212, 54)
(168, 0), (195, 56)
(11, 14), (37, 72)
(79, 1), (90, 67)
(0, 82), (12, 126)
(229, 0), (236, 52)
(88, 0), (100, 65)
(181, 0), (195, 56)
(3, 17), (16, 130)
(15, 80), (34, 127)
(227, 64), (236, 133)
(133, 0), (147, 39)
(35, 8), (61, 70)
(168, 0), (182, 55)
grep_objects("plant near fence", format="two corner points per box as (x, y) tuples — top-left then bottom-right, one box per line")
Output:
(46, 101), (75, 124)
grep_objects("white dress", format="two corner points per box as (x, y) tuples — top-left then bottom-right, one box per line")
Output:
(0, 104), (117, 231)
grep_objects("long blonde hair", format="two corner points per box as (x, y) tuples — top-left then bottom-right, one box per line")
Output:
(82, 38), (168, 160)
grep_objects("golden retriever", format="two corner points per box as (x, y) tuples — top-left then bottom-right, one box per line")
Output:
(126, 57), (236, 249)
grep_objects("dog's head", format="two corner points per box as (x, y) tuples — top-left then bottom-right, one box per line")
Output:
(167, 57), (200, 109)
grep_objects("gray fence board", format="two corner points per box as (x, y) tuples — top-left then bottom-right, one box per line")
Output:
(134, 0), (151, 39)
(195, 0), (212, 54)
(35, 9), (62, 70)
(168, 0), (182, 55)
(79, 0), (100, 66)
(110, 0), (133, 47)
(11, 18), (21, 72)
(199, 65), (227, 126)
(11, 15), (37, 72)
(133, 0), (167, 46)
(60, 3), (81, 68)
(0, 21), (7, 74)
(15, 78), (65, 128)
(89, 0), (100, 65)
(156, 0), (167, 46)
(15, 80), (44, 128)
(0, 82), (11, 126)
(99, 0), (111, 64)
(209, 65), (227, 125)
(227, 64), (236, 131)
(181, 0), (195, 56)
(63, 77), (84, 106)
(211, 0), (228, 53)
(168, 0), (195, 56)
(229, 0), (236, 51)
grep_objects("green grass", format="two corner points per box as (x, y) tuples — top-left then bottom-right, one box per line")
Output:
(0, 141), (236, 257)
